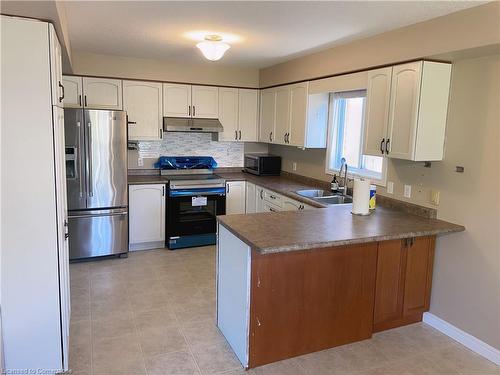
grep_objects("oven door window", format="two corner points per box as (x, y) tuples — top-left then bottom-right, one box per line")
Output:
(167, 195), (224, 237)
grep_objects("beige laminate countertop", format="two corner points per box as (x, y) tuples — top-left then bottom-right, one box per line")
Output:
(217, 205), (465, 254)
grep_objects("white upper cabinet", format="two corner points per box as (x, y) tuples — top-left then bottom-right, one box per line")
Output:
(274, 86), (291, 145)
(259, 83), (328, 148)
(124, 80), (163, 141)
(226, 181), (246, 215)
(192, 85), (219, 118)
(82, 77), (123, 110)
(163, 83), (191, 117)
(363, 67), (393, 157)
(238, 89), (259, 142)
(129, 184), (166, 249)
(387, 61), (451, 161)
(218, 88), (259, 142)
(288, 83), (308, 147)
(62, 76), (83, 108)
(49, 24), (63, 108)
(219, 87), (239, 141)
(259, 89), (276, 143)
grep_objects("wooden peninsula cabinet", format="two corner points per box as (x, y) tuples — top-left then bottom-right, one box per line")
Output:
(374, 236), (435, 332)
(216, 205), (463, 369)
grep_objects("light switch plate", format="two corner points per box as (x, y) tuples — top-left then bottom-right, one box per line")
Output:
(292, 162), (297, 171)
(431, 190), (440, 205)
(404, 184), (412, 198)
(387, 181), (394, 194)
(137, 157), (143, 167)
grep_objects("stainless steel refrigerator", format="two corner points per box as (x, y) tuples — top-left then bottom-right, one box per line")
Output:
(65, 109), (128, 260)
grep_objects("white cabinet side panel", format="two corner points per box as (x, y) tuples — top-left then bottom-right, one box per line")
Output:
(217, 225), (250, 368)
(1, 16), (62, 370)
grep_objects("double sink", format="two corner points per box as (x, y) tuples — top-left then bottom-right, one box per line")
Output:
(296, 189), (353, 205)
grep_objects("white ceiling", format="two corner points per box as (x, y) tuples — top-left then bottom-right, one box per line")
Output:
(63, 1), (486, 68)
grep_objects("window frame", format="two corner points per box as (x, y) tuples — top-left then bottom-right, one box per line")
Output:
(325, 91), (387, 186)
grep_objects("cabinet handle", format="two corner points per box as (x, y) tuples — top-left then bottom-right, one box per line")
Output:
(162, 186), (165, 196)
(193, 106), (196, 117)
(226, 184), (230, 194)
(284, 134), (286, 143)
(385, 138), (390, 154)
(380, 138), (385, 154)
(188, 105), (191, 116)
(260, 190), (263, 199)
(286, 133), (290, 143)
(235, 130), (238, 140)
(159, 128), (163, 139)
(239, 130), (242, 140)
(84, 95), (88, 107)
(269, 132), (273, 142)
(78, 94), (82, 106)
(269, 207), (277, 212)
(58, 82), (65, 102)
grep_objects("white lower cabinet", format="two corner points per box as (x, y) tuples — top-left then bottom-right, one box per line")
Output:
(282, 198), (313, 211)
(226, 181), (246, 214)
(255, 185), (266, 213)
(129, 184), (166, 250)
(245, 182), (256, 213)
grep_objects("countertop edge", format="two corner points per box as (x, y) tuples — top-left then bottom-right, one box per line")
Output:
(217, 219), (465, 254)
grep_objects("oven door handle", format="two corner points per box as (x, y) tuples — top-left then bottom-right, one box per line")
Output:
(169, 187), (227, 197)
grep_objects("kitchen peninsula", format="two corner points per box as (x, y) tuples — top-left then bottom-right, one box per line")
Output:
(216, 205), (464, 368)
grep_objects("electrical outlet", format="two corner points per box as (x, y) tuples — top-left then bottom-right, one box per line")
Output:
(431, 190), (440, 206)
(292, 162), (297, 171)
(386, 181), (394, 194)
(137, 157), (143, 167)
(404, 184), (412, 198)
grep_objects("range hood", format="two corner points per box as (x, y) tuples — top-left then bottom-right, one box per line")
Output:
(163, 117), (224, 133)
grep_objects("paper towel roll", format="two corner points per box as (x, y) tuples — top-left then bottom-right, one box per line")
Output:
(352, 178), (370, 215)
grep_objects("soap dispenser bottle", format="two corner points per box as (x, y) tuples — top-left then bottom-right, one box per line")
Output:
(331, 174), (339, 192)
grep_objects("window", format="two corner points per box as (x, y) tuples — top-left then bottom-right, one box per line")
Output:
(326, 90), (386, 184)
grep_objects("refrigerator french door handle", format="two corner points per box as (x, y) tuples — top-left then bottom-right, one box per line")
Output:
(87, 122), (93, 197)
(77, 122), (84, 198)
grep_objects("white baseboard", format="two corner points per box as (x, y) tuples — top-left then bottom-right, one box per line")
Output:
(423, 312), (500, 366)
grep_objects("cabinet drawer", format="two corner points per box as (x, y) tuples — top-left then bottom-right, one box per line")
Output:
(263, 201), (281, 213)
(263, 189), (283, 207)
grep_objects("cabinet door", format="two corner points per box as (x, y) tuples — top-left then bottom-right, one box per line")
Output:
(274, 86), (290, 145)
(255, 186), (265, 213)
(226, 181), (246, 215)
(245, 182), (256, 213)
(83, 77), (123, 110)
(289, 83), (307, 147)
(373, 240), (406, 327)
(49, 25), (63, 108)
(124, 80), (163, 141)
(387, 62), (422, 160)
(62, 76), (83, 108)
(363, 67), (392, 157)
(129, 184), (166, 246)
(163, 83), (191, 117)
(403, 236), (434, 317)
(219, 87), (239, 141)
(238, 89), (259, 142)
(259, 89), (276, 143)
(192, 85), (219, 118)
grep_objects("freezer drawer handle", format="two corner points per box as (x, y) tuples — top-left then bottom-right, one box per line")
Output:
(69, 212), (128, 219)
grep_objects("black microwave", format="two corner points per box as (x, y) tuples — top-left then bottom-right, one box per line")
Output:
(244, 154), (281, 176)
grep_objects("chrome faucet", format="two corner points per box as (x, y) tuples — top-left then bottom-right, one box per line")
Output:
(339, 158), (348, 196)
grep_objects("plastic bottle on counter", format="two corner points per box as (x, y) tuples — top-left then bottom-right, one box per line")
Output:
(369, 185), (377, 210)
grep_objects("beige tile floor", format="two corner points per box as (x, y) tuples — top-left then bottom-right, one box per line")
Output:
(69, 246), (499, 375)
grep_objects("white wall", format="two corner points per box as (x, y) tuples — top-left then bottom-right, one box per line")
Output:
(71, 51), (260, 88)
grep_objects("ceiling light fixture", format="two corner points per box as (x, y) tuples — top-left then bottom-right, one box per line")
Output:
(196, 35), (230, 61)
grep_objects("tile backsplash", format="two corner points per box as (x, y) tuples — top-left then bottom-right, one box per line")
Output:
(135, 132), (244, 168)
